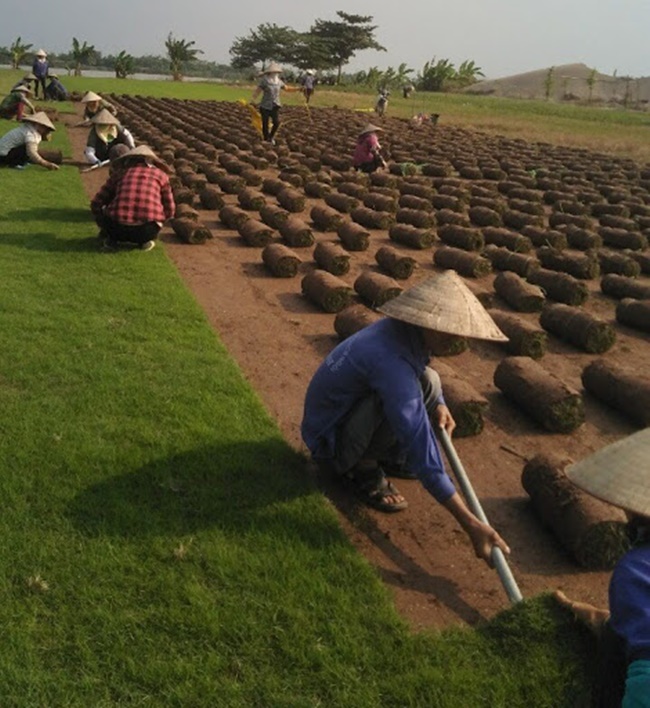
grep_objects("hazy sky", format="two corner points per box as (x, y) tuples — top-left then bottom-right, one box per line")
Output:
(3, 0), (649, 79)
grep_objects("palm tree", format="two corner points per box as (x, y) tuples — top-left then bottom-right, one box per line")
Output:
(10, 37), (33, 70)
(165, 32), (203, 81)
(454, 60), (484, 88)
(71, 37), (96, 76)
(114, 50), (135, 79)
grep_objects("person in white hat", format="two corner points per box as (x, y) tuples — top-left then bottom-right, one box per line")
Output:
(31, 49), (49, 99)
(90, 145), (175, 252)
(78, 91), (118, 125)
(0, 85), (35, 121)
(0, 112), (59, 170)
(554, 430), (650, 707)
(301, 271), (510, 565)
(300, 69), (316, 104)
(353, 124), (387, 173)
(251, 62), (300, 144)
(84, 109), (135, 166)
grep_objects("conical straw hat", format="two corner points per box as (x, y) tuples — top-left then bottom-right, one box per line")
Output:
(22, 112), (56, 131)
(113, 144), (166, 168)
(81, 91), (102, 103)
(566, 429), (650, 517)
(359, 123), (384, 136)
(14, 85), (32, 94)
(377, 270), (508, 341)
(263, 62), (283, 74)
(90, 108), (120, 125)
(24, 73), (37, 80)
(35, 49), (47, 57)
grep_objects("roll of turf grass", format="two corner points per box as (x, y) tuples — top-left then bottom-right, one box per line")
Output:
(334, 303), (382, 340)
(301, 270), (354, 313)
(540, 303), (616, 354)
(313, 242), (350, 276)
(488, 310), (547, 360)
(375, 246), (417, 280)
(171, 218), (212, 244)
(353, 271), (402, 307)
(262, 243), (301, 277)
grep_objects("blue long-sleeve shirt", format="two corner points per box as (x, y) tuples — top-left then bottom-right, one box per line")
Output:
(610, 543), (650, 661)
(301, 318), (455, 504)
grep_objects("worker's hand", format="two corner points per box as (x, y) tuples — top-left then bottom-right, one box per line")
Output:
(466, 520), (510, 568)
(46, 162), (59, 171)
(434, 404), (456, 437)
(553, 590), (609, 633)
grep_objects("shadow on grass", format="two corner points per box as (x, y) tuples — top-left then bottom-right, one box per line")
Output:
(0, 231), (100, 252)
(68, 439), (345, 549)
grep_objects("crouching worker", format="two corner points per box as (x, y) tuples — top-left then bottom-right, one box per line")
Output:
(301, 271), (510, 565)
(85, 109), (135, 167)
(0, 85), (35, 120)
(91, 145), (175, 252)
(44, 73), (69, 101)
(0, 112), (59, 170)
(353, 124), (387, 173)
(554, 430), (650, 708)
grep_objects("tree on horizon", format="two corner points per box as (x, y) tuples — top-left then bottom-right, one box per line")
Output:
(71, 37), (96, 76)
(10, 37), (33, 69)
(165, 32), (203, 81)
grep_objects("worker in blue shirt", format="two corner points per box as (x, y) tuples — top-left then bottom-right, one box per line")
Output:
(302, 270), (511, 566)
(555, 429), (650, 707)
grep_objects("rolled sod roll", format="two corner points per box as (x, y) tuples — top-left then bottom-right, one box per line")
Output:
(354, 271), (402, 307)
(494, 356), (585, 433)
(261, 178), (286, 195)
(436, 208), (470, 227)
(493, 271), (546, 312)
(238, 218), (275, 247)
(216, 174), (246, 194)
(337, 181), (368, 199)
(616, 298), (650, 333)
(277, 187), (306, 213)
(170, 218), (212, 244)
(582, 359), (650, 427)
(350, 207), (395, 231)
(429, 335), (468, 357)
(521, 226), (568, 250)
(561, 225), (603, 251)
(262, 243), (301, 277)
(399, 194), (433, 212)
(198, 185), (225, 210)
(503, 210), (544, 231)
(599, 227), (648, 251)
(363, 192), (398, 213)
(174, 204), (200, 221)
(375, 246), (417, 280)
(528, 268), (589, 306)
(598, 251), (641, 277)
(388, 223), (435, 249)
(334, 303), (382, 340)
(38, 148), (63, 164)
(438, 225), (484, 252)
(237, 188), (266, 211)
(483, 245), (539, 278)
(601, 273), (650, 300)
(336, 220), (370, 251)
(324, 192), (359, 214)
(399, 182), (436, 200)
(431, 194), (464, 212)
(311, 205), (345, 232)
(396, 208), (435, 229)
(434, 361), (489, 437)
(260, 204), (290, 230)
(279, 217), (314, 247)
(301, 270), (354, 313)
(314, 241), (351, 276)
(468, 205), (503, 227)
(304, 181), (331, 198)
(433, 246), (492, 278)
(627, 250), (650, 274)
(599, 214), (640, 231)
(488, 310), (547, 359)
(204, 166), (226, 184)
(370, 172), (399, 188)
(482, 227), (533, 253)
(537, 246), (600, 280)
(521, 453), (630, 570)
(173, 187), (195, 206)
(540, 303), (616, 354)
(549, 212), (592, 230)
(219, 205), (250, 230)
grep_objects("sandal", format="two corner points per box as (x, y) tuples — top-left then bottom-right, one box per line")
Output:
(351, 466), (408, 513)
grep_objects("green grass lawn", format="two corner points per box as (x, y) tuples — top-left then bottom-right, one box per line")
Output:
(0, 77), (599, 706)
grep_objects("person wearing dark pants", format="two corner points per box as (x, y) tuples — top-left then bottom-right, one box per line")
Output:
(31, 49), (49, 99)
(91, 145), (175, 252)
(251, 63), (300, 143)
(0, 112), (59, 170)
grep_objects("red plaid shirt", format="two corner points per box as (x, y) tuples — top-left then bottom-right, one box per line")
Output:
(91, 165), (175, 225)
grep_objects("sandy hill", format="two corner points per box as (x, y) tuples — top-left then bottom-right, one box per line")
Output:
(465, 62), (650, 105)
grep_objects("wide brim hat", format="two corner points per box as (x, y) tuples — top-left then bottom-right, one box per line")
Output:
(113, 144), (166, 168)
(90, 108), (120, 125)
(14, 85), (32, 94)
(359, 123), (384, 136)
(377, 270), (508, 341)
(305, 69), (315, 75)
(47, 73), (59, 79)
(24, 73), (37, 80)
(81, 91), (102, 103)
(566, 429), (650, 517)
(263, 62), (283, 74)
(35, 49), (47, 57)
(22, 111), (56, 131)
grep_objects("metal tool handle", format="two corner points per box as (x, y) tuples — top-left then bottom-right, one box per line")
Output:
(438, 427), (523, 604)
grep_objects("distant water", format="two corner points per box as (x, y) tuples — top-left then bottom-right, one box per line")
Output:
(4, 65), (226, 83)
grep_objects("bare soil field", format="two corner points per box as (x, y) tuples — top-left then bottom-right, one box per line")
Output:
(66, 98), (649, 631)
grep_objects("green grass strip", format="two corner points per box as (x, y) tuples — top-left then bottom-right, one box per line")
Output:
(0, 114), (596, 706)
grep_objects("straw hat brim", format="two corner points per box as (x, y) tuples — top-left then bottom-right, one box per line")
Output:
(81, 91), (102, 103)
(566, 429), (650, 517)
(359, 123), (384, 136)
(22, 112), (56, 131)
(263, 63), (283, 74)
(377, 270), (508, 341)
(35, 50), (47, 57)
(114, 145), (166, 168)
(14, 86), (32, 94)
(91, 109), (120, 126)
